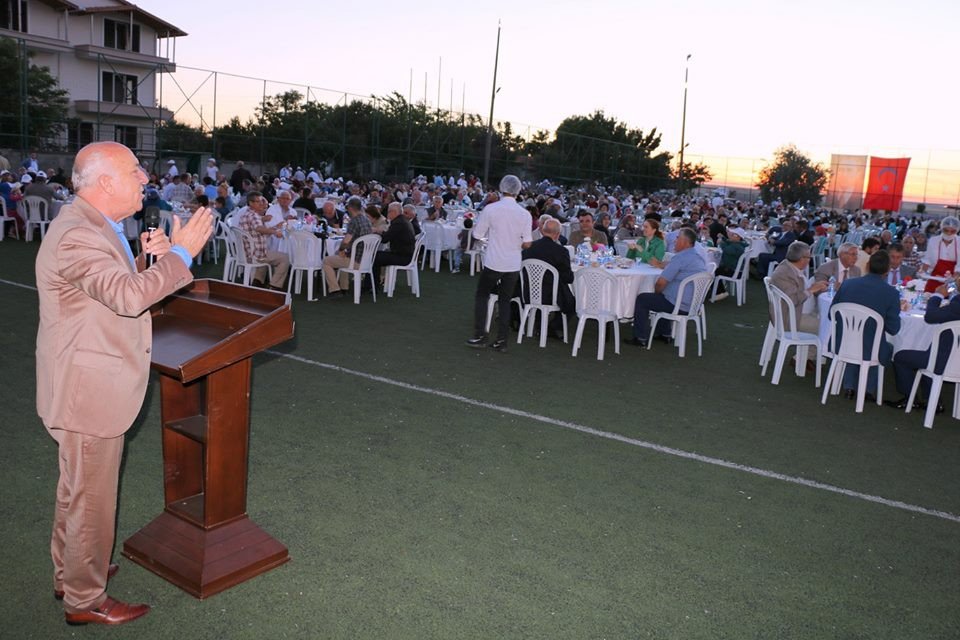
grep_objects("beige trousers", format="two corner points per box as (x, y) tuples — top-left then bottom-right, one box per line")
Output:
(322, 254), (357, 292)
(50, 429), (124, 613)
(253, 249), (290, 288)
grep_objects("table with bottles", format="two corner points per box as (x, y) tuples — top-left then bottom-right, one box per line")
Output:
(570, 242), (663, 319)
(817, 288), (934, 355)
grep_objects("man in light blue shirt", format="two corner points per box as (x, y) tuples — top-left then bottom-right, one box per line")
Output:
(629, 227), (707, 344)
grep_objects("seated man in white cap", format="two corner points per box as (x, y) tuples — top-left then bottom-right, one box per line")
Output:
(25, 170), (61, 208)
(205, 158), (219, 182)
(165, 159), (178, 179)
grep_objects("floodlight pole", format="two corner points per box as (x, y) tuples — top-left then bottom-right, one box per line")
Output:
(482, 21), (502, 189)
(678, 54), (691, 193)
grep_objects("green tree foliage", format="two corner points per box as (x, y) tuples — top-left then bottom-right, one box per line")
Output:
(0, 37), (70, 150)
(160, 96), (674, 188)
(756, 145), (829, 205)
(671, 161), (714, 192)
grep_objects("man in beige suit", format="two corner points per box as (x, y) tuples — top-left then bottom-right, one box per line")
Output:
(36, 142), (212, 626)
(769, 242), (828, 369)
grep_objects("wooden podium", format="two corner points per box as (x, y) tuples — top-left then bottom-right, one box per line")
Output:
(123, 279), (295, 599)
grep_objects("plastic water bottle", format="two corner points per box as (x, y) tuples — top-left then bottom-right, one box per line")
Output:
(580, 238), (592, 266)
(828, 275), (836, 296)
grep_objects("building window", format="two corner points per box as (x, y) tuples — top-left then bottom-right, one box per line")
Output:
(68, 122), (95, 151)
(115, 126), (138, 150)
(102, 72), (138, 105)
(0, 0), (28, 32)
(104, 18), (141, 53)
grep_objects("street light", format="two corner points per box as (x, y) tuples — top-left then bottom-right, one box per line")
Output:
(483, 21), (502, 188)
(678, 54), (691, 193)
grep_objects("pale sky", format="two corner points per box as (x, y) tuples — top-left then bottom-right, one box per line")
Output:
(136, 0), (959, 196)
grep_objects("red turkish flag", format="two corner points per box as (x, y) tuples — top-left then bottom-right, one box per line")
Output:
(862, 157), (910, 211)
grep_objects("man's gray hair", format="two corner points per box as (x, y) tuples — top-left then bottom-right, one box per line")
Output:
(72, 147), (111, 192)
(542, 218), (561, 237)
(402, 204), (417, 215)
(677, 227), (697, 246)
(839, 242), (858, 254)
(277, 189), (293, 199)
(346, 196), (363, 211)
(387, 202), (402, 214)
(786, 240), (811, 262)
(498, 174), (522, 196)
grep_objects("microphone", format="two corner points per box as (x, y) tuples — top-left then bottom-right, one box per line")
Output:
(144, 208), (160, 233)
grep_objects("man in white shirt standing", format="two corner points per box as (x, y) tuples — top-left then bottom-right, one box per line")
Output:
(466, 174), (532, 352)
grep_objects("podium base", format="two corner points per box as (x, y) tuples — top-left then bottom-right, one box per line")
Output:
(122, 512), (289, 599)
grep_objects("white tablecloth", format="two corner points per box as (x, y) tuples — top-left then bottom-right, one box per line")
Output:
(743, 233), (770, 259)
(275, 233), (343, 257)
(422, 222), (461, 250)
(572, 263), (663, 319)
(817, 294), (932, 354)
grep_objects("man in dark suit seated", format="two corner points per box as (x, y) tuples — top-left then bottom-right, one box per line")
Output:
(756, 218), (795, 277)
(373, 202), (416, 276)
(887, 275), (960, 410)
(829, 250), (901, 400)
(520, 218), (575, 339)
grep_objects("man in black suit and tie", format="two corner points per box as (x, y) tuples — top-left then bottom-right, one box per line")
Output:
(887, 275), (960, 410)
(521, 218), (575, 338)
(373, 202), (416, 274)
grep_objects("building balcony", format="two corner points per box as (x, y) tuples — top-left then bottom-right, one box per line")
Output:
(0, 27), (73, 54)
(74, 44), (175, 72)
(73, 100), (173, 121)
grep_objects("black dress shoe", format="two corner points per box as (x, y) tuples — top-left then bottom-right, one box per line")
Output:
(465, 336), (488, 348)
(489, 339), (508, 352)
(624, 337), (646, 347)
(655, 335), (673, 345)
(843, 389), (855, 399)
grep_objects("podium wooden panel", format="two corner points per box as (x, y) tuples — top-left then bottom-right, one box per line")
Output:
(122, 279), (295, 599)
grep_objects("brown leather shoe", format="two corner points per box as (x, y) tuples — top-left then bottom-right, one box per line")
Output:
(55, 563), (119, 600)
(64, 596), (150, 626)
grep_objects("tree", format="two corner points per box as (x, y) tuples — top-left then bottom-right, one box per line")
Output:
(756, 145), (829, 205)
(0, 37), (70, 151)
(672, 161), (713, 192)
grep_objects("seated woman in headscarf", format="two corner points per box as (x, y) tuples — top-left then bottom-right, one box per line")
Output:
(714, 227), (749, 295)
(626, 218), (666, 263)
(614, 213), (639, 242)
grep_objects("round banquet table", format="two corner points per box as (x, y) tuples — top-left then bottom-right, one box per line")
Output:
(572, 262), (663, 319)
(817, 293), (932, 354)
(742, 232), (770, 259)
(274, 229), (343, 257)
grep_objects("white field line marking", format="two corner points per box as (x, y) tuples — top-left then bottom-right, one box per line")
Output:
(269, 349), (960, 525)
(1, 279), (957, 524)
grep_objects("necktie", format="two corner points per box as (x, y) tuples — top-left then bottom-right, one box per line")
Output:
(891, 269), (899, 285)
(840, 268), (847, 284)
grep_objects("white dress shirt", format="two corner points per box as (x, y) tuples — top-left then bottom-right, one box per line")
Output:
(472, 196), (532, 272)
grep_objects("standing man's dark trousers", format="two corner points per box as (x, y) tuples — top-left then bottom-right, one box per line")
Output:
(474, 268), (520, 341)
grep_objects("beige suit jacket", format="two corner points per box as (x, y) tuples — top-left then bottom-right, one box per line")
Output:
(36, 197), (193, 438)
(813, 259), (861, 284)
(769, 260), (810, 327)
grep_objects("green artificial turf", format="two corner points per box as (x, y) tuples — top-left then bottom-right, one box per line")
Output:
(1, 238), (958, 639)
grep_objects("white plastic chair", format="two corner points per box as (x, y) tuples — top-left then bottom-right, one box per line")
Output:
(821, 302), (885, 413)
(811, 236), (829, 270)
(230, 227), (273, 286)
(221, 221), (238, 282)
(419, 221), (454, 273)
(759, 276), (778, 373)
(385, 234), (425, 298)
(572, 268), (619, 360)
(766, 283), (822, 386)
(0, 198), (19, 240)
(23, 195), (50, 241)
(906, 320), (960, 428)
(517, 259), (569, 347)
(766, 260), (780, 277)
(337, 233), (382, 304)
(464, 228), (484, 276)
(485, 293), (523, 335)
(286, 230), (325, 301)
(710, 251), (749, 306)
(647, 271), (714, 357)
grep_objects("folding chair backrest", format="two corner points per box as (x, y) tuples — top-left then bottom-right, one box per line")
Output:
(350, 233), (382, 270)
(521, 258), (559, 306)
(829, 302), (884, 362)
(732, 251), (749, 279)
(574, 268), (615, 315)
(672, 271), (714, 315)
(768, 284), (798, 337)
(24, 195), (48, 221)
(288, 230), (322, 267)
(927, 320), (960, 380)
